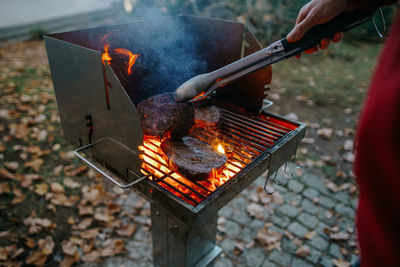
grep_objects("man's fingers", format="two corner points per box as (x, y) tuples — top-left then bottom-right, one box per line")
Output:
(296, 3), (312, 24)
(305, 46), (319, 54)
(332, 32), (344, 43)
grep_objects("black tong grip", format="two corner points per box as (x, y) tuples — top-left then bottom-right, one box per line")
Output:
(281, 10), (375, 55)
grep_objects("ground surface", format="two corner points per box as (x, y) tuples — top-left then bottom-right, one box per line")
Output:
(0, 38), (381, 267)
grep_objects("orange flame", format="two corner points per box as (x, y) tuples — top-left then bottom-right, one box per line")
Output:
(101, 44), (112, 65)
(139, 137), (243, 205)
(114, 48), (139, 75)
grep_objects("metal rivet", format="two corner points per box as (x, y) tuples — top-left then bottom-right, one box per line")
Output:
(156, 211), (160, 216)
(174, 224), (179, 229)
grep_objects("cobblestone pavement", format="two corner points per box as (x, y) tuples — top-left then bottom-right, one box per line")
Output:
(93, 168), (358, 267)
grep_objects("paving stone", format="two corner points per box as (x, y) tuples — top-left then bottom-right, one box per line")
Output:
(288, 179), (304, 193)
(334, 203), (354, 218)
(278, 204), (300, 217)
(268, 250), (292, 266)
(282, 237), (298, 253)
(275, 173), (289, 186)
(292, 257), (314, 267)
(134, 226), (150, 241)
(220, 205), (234, 218)
(319, 196), (337, 209)
(288, 222), (308, 237)
(220, 238), (236, 254)
(350, 198), (359, 209)
(224, 220), (242, 239)
(271, 215), (290, 228)
(272, 184), (288, 194)
(332, 191), (350, 204)
(300, 173), (329, 194)
(261, 259), (279, 267)
(103, 257), (150, 267)
(240, 227), (255, 243)
(214, 257), (234, 267)
(283, 192), (303, 205)
(308, 235), (329, 251)
(133, 215), (149, 225)
(329, 243), (343, 259)
(303, 187), (320, 200)
(298, 212), (319, 228)
(307, 249), (322, 264)
(317, 210), (338, 226)
(315, 222), (330, 239)
(233, 210), (252, 225)
(301, 199), (320, 215)
(232, 196), (249, 210)
(127, 240), (152, 260)
(244, 248), (265, 267)
(249, 219), (266, 231)
(320, 256), (334, 267)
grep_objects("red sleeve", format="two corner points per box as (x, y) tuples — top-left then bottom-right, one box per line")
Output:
(352, 0), (398, 10)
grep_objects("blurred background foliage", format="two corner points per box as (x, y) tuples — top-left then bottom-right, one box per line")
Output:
(130, 0), (398, 45)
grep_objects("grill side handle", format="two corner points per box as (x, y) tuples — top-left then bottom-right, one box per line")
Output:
(74, 137), (149, 188)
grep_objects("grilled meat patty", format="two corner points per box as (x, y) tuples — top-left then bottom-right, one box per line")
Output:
(194, 105), (221, 128)
(136, 93), (194, 139)
(161, 136), (227, 180)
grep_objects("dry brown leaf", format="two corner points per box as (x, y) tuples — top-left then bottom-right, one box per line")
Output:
(342, 152), (355, 163)
(50, 182), (64, 193)
(4, 161), (19, 172)
(317, 128), (333, 140)
(63, 178), (80, 189)
(107, 202), (122, 214)
(295, 245), (311, 258)
(80, 228), (100, 239)
(246, 203), (264, 219)
(326, 182), (340, 193)
(106, 219), (123, 229)
(0, 245), (15, 260)
(38, 236), (54, 255)
(94, 207), (114, 222)
(82, 241), (94, 254)
(234, 240), (245, 255)
(333, 258), (351, 267)
(0, 183), (10, 194)
(0, 231), (10, 238)
(60, 254), (79, 267)
(26, 238), (36, 249)
(24, 158), (44, 172)
(25, 250), (47, 266)
(255, 225), (283, 251)
(35, 183), (48, 196)
(304, 231), (317, 240)
(12, 194), (26, 204)
(78, 204), (94, 216)
(82, 251), (100, 262)
(61, 240), (77, 256)
(0, 168), (16, 179)
(73, 218), (92, 230)
(116, 225), (136, 237)
(330, 232), (350, 241)
(343, 140), (353, 151)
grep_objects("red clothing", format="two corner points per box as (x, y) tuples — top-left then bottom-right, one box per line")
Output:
(354, 10), (400, 267)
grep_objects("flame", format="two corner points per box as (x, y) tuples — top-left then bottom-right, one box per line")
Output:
(139, 136), (243, 205)
(100, 34), (139, 76)
(217, 144), (225, 154)
(114, 48), (139, 75)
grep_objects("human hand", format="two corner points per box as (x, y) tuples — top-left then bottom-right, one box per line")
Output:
(287, 0), (354, 55)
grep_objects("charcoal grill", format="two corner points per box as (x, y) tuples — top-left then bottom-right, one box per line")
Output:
(44, 15), (306, 267)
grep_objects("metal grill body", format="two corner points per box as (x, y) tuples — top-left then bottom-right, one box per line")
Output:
(44, 15), (306, 267)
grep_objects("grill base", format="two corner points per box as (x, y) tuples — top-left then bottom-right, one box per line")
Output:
(151, 204), (220, 267)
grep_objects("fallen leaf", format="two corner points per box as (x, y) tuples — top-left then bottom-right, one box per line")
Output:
(26, 238), (36, 249)
(73, 218), (92, 230)
(63, 178), (80, 189)
(0, 245), (15, 260)
(61, 240), (77, 256)
(82, 251), (100, 262)
(343, 140), (353, 151)
(333, 258), (351, 267)
(326, 182), (340, 193)
(317, 128), (333, 140)
(116, 225), (136, 237)
(255, 224), (283, 251)
(60, 255), (79, 267)
(342, 152), (355, 163)
(304, 231), (317, 240)
(0, 183), (10, 194)
(0, 231), (9, 238)
(80, 228), (100, 239)
(0, 168), (16, 179)
(50, 182), (64, 193)
(35, 183), (48, 196)
(94, 207), (114, 222)
(38, 236), (54, 255)
(78, 205), (93, 216)
(234, 240), (245, 255)
(295, 245), (311, 258)
(330, 232), (350, 241)
(4, 161), (19, 172)
(25, 250), (47, 266)
(24, 158), (44, 172)
(246, 203), (264, 219)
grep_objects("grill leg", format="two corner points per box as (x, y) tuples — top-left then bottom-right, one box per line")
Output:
(151, 204), (221, 267)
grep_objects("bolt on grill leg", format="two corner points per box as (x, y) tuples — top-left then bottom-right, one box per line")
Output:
(151, 204), (221, 267)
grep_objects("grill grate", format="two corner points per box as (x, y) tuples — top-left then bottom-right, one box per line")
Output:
(139, 107), (295, 206)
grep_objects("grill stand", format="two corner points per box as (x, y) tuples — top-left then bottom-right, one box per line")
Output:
(151, 204), (221, 267)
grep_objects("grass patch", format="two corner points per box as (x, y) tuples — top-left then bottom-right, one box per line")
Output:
(272, 40), (382, 107)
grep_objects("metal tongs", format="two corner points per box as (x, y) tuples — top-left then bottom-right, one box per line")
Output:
(173, 10), (378, 103)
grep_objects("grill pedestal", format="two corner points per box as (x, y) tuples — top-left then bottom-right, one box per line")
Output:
(151, 204), (221, 267)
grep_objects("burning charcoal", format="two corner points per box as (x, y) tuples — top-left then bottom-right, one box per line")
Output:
(194, 105), (221, 129)
(161, 137), (227, 181)
(136, 93), (194, 139)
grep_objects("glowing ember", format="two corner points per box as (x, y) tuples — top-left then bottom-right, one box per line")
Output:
(139, 136), (243, 205)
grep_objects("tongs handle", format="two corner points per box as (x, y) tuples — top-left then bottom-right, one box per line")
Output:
(281, 10), (375, 56)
